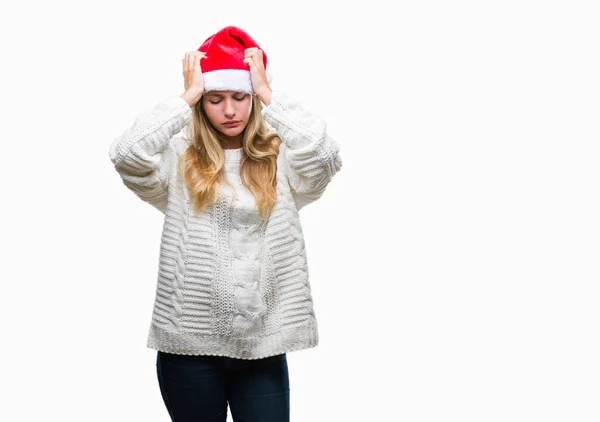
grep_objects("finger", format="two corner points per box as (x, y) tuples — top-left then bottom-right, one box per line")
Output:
(244, 55), (257, 66)
(245, 52), (261, 62)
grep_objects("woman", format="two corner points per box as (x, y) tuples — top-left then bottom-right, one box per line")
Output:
(108, 26), (342, 422)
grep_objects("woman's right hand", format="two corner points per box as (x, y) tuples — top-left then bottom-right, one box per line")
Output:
(181, 51), (207, 106)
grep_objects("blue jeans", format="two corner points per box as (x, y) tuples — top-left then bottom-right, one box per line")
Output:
(156, 351), (290, 422)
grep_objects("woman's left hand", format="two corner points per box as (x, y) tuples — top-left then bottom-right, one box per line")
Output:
(243, 47), (272, 105)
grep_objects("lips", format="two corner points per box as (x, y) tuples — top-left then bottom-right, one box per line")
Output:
(224, 121), (241, 127)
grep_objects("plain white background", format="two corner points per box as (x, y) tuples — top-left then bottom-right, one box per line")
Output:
(1, 0), (599, 421)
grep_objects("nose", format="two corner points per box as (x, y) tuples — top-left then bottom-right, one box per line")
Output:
(224, 98), (236, 118)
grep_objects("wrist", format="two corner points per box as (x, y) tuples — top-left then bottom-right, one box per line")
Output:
(258, 87), (272, 106)
(180, 90), (202, 107)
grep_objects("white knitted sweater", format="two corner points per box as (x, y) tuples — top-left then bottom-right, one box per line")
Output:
(109, 90), (342, 359)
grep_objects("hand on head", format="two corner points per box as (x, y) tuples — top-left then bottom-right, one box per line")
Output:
(182, 51), (207, 99)
(243, 47), (271, 100)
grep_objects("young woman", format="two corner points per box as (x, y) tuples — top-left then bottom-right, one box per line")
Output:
(108, 26), (342, 422)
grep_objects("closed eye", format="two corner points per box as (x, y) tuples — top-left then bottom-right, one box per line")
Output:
(209, 96), (246, 105)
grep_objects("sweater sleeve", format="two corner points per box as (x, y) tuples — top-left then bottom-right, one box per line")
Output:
(108, 95), (193, 214)
(261, 90), (342, 211)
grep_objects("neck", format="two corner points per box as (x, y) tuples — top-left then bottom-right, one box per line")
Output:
(218, 133), (243, 150)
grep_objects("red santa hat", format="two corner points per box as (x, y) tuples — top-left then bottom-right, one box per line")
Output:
(197, 26), (273, 95)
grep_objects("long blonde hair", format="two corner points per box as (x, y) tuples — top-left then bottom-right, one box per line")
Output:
(178, 95), (282, 220)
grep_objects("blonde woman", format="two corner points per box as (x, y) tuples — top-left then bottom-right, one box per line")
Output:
(108, 26), (342, 422)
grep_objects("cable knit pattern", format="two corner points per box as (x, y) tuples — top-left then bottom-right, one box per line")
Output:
(221, 148), (269, 338)
(108, 89), (342, 359)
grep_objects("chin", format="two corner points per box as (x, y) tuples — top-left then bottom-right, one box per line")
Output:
(224, 126), (246, 135)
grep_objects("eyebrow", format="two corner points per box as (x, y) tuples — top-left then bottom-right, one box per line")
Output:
(208, 92), (246, 98)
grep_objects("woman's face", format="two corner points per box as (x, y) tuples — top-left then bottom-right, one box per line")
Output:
(201, 90), (252, 143)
